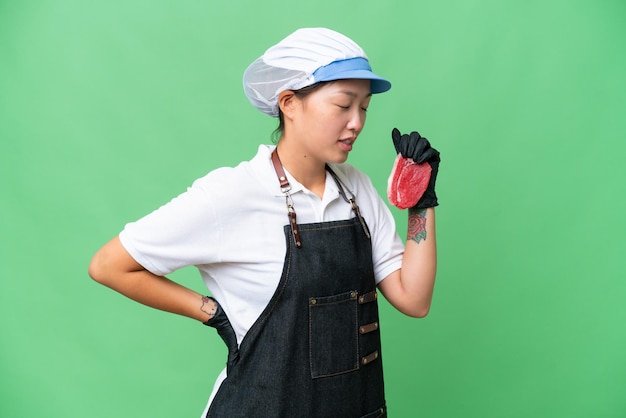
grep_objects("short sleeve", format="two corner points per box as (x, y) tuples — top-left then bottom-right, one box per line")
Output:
(119, 176), (223, 276)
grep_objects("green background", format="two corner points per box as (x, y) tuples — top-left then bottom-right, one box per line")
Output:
(1, 1), (625, 417)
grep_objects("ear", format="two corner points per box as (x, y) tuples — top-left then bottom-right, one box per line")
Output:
(278, 90), (297, 119)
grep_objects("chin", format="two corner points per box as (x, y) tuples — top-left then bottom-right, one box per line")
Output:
(329, 154), (349, 164)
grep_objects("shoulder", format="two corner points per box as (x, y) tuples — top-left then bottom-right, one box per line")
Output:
(191, 145), (277, 199)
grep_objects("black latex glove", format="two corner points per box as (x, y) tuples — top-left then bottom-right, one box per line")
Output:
(392, 128), (441, 208)
(203, 297), (240, 374)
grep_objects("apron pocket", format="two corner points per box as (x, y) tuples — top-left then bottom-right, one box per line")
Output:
(309, 290), (359, 378)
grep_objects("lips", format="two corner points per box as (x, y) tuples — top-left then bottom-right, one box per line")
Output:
(339, 135), (356, 144)
(338, 138), (355, 151)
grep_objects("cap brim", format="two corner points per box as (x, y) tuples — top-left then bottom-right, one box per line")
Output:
(319, 69), (391, 94)
(312, 57), (391, 94)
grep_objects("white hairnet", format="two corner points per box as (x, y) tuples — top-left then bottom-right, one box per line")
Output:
(243, 28), (391, 117)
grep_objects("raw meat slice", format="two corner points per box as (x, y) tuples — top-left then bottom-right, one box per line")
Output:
(387, 154), (432, 209)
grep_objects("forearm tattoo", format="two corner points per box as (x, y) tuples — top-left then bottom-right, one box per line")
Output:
(201, 296), (217, 319)
(407, 207), (427, 244)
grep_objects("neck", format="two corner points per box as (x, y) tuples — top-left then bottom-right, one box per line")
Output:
(276, 141), (326, 199)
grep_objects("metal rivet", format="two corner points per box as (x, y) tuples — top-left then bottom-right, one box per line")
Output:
(310, 299), (316, 305)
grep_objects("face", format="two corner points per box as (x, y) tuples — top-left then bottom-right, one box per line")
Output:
(288, 79), (372, 165)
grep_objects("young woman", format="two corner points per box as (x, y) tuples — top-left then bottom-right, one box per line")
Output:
(89, 27), (440, 418)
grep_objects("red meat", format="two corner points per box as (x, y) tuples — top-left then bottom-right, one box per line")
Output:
(387, 154), (432, 209)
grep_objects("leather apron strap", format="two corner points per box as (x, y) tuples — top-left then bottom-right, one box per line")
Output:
(270, 148), (371, 248)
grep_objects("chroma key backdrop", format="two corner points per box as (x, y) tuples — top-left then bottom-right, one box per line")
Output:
(1, 1), (625, 417)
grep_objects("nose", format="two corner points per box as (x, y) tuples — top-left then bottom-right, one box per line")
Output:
(346, 109), (366, 136)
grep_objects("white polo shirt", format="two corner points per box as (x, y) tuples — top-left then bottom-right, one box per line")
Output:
(120, 143), (404, 343)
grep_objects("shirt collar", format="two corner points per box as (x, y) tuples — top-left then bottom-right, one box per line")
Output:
(249, 144), (356, 198)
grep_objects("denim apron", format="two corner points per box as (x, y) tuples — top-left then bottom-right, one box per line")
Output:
(206, 151), (386, 417)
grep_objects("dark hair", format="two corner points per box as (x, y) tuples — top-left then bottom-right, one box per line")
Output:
(272, 82), (330, 143)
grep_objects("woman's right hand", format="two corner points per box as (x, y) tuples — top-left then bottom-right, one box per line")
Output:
(203, 298), (240, 374)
